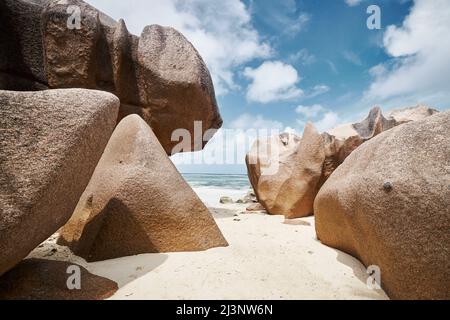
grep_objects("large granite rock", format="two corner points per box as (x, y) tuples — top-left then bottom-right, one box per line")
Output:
(0, 0), (47, 89)
(352, 106), (397, 140)
(0, 0), (222, 154)
(324, 105), (439, 179)
(58, 114), (228, 262)
(0, 89), (119, 276)
(246, 132), (301, 202)
(314, 111), (450, 299)
(387, 104), (439, 124)
(246, 124), (324, 218)
(0, 259), (118, 300)
(326, 106), (398, 162)
(246, 106), (440, 218)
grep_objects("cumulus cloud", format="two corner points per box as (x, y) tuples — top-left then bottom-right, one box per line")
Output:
(244, 61), (303, 103)
(314, 112), (341, 132)
(296, 104), (325, 118)
(230, 113), (284, 130)
(364, 0), (450, 107)
(295, 104), (341, 133)
(85, 0), (271, 95)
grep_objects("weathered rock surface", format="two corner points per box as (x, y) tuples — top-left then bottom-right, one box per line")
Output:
(246, 124), (324, 218)
(0, 0), (222, 154)
(0, 0), (47, 89)
(246, 132), (301, 202)
(0, 259), (118, 300)
(324, 105), (440, 181)
(314, 111), (450, 300)
(58, 114), (228, 262)
(387, 104), (439, 123)
(0, 89), (119, 276)
(352, 106), (397, 140)
(246, 106), (440, 218)
(322, 108), (389, 182)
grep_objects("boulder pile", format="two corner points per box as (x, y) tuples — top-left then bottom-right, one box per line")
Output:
(0, 0), (222, 154)
(246, 105), (439, 218)
(0, 0), (226, 299)
(315, 111), (450, 299)
(246, 105), (448, 299)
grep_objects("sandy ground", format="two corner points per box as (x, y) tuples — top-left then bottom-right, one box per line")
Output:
(28, 188), (388, 300)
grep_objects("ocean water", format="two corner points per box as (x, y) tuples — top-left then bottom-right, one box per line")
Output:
(182, 173), (252, 207)
(182, 173), (251, 189)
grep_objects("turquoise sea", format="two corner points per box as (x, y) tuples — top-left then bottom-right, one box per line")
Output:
(181, 173), (251, 206)
(182, 173), (251, 190)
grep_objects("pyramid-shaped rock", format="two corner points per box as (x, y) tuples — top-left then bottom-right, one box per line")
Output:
(0, 89), (119, 275)
(58, 115), (228, 261)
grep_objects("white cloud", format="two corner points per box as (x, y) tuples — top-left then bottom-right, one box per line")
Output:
(326, 60), (339, 74)
(345, 0), (363, 7)
(288, 48), (316, 65)
(248, 1), (310, 38)
(314, 112), (341, 132)
(369, 63), (388, 77)
(230, 113), (284, 130)
(295, 104), (341, 133)
(285, 13), (310, 36)
(364, 0), (450, 108)
(343, 50), (362, 66)
(85, 0), (271, 95)
(296, 104), (325, 118)
(284, 126), (297, 134)
(244, 61), (303, 103)
(307, 84), (330, 98)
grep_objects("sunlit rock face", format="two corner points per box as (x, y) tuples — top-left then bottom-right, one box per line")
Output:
(246, 105), (440, 219)
(315, 111), (450, 300)
(58, 115), (228, 262)
(0, 89), (119, 276)
(0, 0), (222, 154)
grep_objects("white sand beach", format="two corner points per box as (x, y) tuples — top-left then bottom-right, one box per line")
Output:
(28, 187), (388, 300)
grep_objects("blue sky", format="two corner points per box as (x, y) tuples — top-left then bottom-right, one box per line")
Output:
(86, 0), (450, 174)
